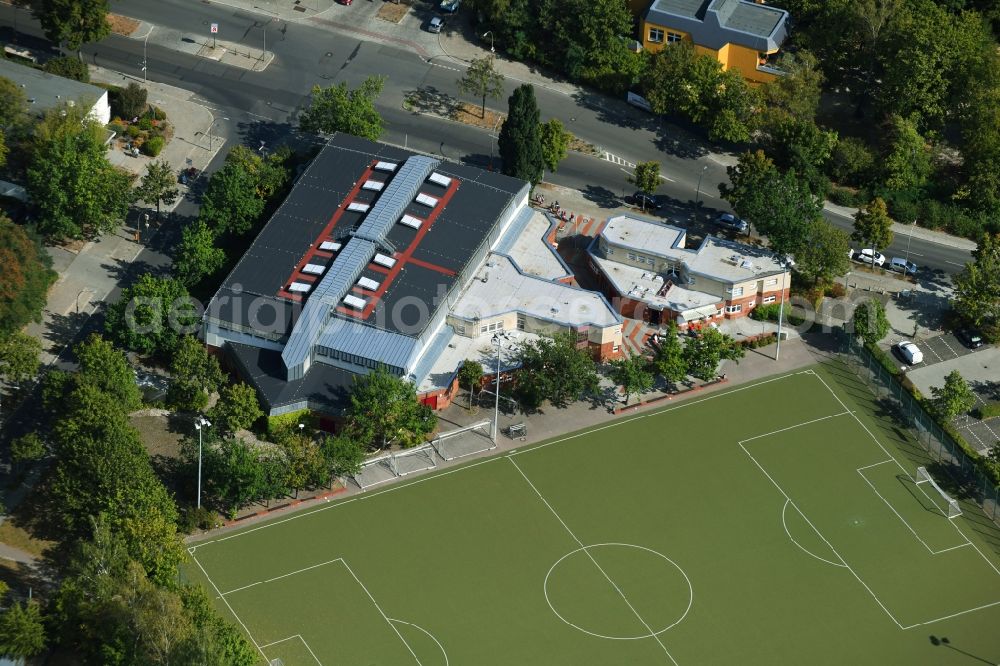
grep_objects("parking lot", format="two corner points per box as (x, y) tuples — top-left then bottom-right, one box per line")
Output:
(912, 331), (976, 366)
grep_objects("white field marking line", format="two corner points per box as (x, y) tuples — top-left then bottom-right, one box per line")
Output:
(738, 410), (852, 444)
(190, 371), (812, 552)
(737, 440), (905, 630)
(388, 619), (450, 666)
(781, 500), (847, 568)
(220, 558), (344, 596)
(911, 599), (1000, 627)
(507, 456), (680, 666)
(339, 560), (423, 666)
(855, 466), (965, 555)
(259, 635), (323, 666)
(189, 550), (268, 660)
(811, 372), (1000, 578)
(856, 459), (894, 471)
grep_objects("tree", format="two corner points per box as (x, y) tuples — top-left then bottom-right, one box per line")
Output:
(0, 217), (56, 335)
(347, 366), (436, 450)
(198, 157), (266, 237)
(761, 50), (824, 120)
(682, 328), (744, 381)
(74, 334), (142, 412)
(880, 115), (931, 191)
(457, 359), (484, 409)
(173, 220), (225, 287)
(931, 370), (976, 420)
(760, 112), (837, 195)
(27, 105), (133, 239)
(209, 382), (263, 434)
(105, 274), (196, 358)
(457, 56), (505, 119)
(953, 232), (1000, 340)
(719, 150), (779, 232)
(10, 432), (46, 470)
(0, 331), (41, 384)
(629, 161), (661, 211)
(607, 355), (654, 406)
(299, 76), (386, 140)
(135, 160), (179, 222)
(828, 136), (875, 187)
(851, 297), (890, 345)
(852, 197), (895, 268)
(321, 433), (366, 479)
(167, 335), (224, 411)
(512, 332), (600, 410)
(549, 0), (643, 93)
(278, 431), (327, 492)
(43, 55), (90, 82)
(0, 600), (46, 659)
(117, 82), (148, 119)
(539, 118), (571, 173)
(794, 219), (851, 286)
(0, 76), (27, 128)
(203, 438), (271, 513)
(31, 0), (110, 57)
(498, 84), (544, 185)
(650, 324), (687, 384)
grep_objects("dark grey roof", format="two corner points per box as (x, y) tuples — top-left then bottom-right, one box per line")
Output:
(645, 0), (788, 52)
(354, 155), (439, 242)
(0, 59), (106, 118)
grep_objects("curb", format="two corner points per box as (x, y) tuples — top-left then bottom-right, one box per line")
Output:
(220, 485), (348, 528)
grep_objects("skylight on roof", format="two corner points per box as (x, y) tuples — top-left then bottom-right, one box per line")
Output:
(373, 253), (396, 268)
(301, 264), (325, 275)
(347, 202), (370, 213)
(399, 214), (422, 229)
(288, 282), (311, 293)
(415, 193), (438, 207)
(343, 294), (367, 309)
(374, 161), (397, 172)
(357, 276), (380, 291)
(362, 180), (385, 191)
(319, 241), (342, 252)
(428, 172), (452, 187)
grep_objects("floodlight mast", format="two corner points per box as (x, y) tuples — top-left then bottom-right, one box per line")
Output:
(491, 331), (514, 441)
(194, 417), (211, 509)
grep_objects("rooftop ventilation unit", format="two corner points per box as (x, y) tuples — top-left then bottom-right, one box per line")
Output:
(347, 202), (370, 213)
(357, 276), (380, 291)
(428, 172), (452, 187)
(288, 282), (311, 293)
(362, 180), (385, 191)
(373, 253), (396, 268)
(319, 241), (342, 252)
(415, 193), (438, 207)
(374, 161), (398, 172)
(399, 214), (423, 229)
(301, 264), (325, 275)
(343, 294), (367, 309)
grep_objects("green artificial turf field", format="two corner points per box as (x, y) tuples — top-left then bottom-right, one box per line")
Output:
(184, 363), (1000, 665)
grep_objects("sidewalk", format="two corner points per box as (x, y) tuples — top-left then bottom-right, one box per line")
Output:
(25, 67), (221, 367)
(129, 21), (277, 72)
(823, 201), (979, 252)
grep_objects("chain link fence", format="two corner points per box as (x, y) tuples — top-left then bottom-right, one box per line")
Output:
(836, 328), (1000, 525)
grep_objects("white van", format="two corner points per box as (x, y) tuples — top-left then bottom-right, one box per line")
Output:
(894, 340), (923, 364)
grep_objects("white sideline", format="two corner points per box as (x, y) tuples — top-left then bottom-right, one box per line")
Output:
(259, 635), (323, 666)
(507, 456), (681, 665)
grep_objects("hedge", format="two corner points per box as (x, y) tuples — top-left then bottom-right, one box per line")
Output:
(267, 408), (314, 437)
(975, 402), (1000, 421)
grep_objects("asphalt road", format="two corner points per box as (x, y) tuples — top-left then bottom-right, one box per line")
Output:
(0, 1), (974, 276)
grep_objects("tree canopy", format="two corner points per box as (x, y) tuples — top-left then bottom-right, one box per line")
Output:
(31, 0), (110, 53)
(931, 370), (976, 420)
(851, 297), (890, 345)
(852, 197), (895, 259)
(0, 216), (55, 335)
(953, 232), (1000, 340)
(607, 355), (654, 406)
(499, 84), (544, 185)
(105, 274), (197, 358)
(682, 328), (744, 381)
(299, 76), (386, 140)
(457, 56), (505, 119)
(209, 382), (263, 435)
(539, 118), (571, 173)
(512, 332), (600, 410)
(135, 160), (179, 221)
(167, 334), (224, 411)
(347, 366), (436, 450)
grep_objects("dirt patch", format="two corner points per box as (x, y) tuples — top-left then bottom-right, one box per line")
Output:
(569, 135), (600, 156)
(377, 0), (411, 23)
(452, 101), (505, 131)
(108, 13), (140, 37)
(52, 237), (88, 255)
(0, 520), (54, 558)
(130, 414), (183, 459)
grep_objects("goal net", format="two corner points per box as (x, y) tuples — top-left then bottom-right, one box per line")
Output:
(352, 453), (397, 491)
(431, 420), (494, 461)
(914, 466), (962, 519)
(392, 443), (438, 476)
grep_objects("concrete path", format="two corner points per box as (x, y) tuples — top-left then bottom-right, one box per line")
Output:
(0, 542), (38, 565)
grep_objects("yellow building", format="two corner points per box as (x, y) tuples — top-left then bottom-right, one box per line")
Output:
(641, 0), (789, 84)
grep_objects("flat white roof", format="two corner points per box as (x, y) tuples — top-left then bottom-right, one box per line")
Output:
(601, 215), (689, 259)
(357, 276), (380, 291)
(362, 180), (385, 191)
(452, 255), (619, 328)
(373, 253), (396, 268)
(590, 254), (720, 313)
(343, 294), (367, 309)
(399, 214), (423, 229)
(301, 264), (325, 275)
(319, 241), (342, 251)
(347, 202), (370, 213)
(374, 161), (397, 172)
(416, 329), (542, 393)
(288, 282), (312, 293)
(415, 193), (438, 207)
(503, 210), (570, 280)
(685, 236), (787, 282)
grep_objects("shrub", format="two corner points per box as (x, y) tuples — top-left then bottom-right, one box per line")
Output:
(824, 282), (847, 299)
(267, 409), (314, 438)
(108, 121), (127, 135)
(43, 56), (90, 82)
(828, 136), (874, 187)
(142, 135), (164, 157)
(150, 105), (167, 121)
(827, 185), (862, 208)
(750, 303), (781, 321)
(975, 402), (1000, 421)
(178, 505), (222, 533)
(117, 82), (148, 120)
(126, 124), (142, 138)
(137, 116), (153, 131)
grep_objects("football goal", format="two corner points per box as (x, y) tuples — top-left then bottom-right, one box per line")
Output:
(352, 453), (397, 491)
(431, 419), (494, 461)
(914, 466), (963, 519)
(391, 443), (438, 476)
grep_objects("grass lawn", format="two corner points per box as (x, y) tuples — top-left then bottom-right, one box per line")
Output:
(184, 362), (1000, 665)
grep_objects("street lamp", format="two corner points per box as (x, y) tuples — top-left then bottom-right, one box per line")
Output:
(775, 260), (788, 361)
(694, 164), (708, 210)
(142, 30), (150, 82)
(205, 117), (229, 151)
(194, 417), (211, 509)
(482, 31), (495, 53)
(491, 331), (513, 441)
(903, 218), (917, 272)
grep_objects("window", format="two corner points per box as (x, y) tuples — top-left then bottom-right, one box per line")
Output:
(667, 32), (682, 43)
(486, 321), (505, 332)
(729, 286), (744, 297)
(649, 28), (664, 43)
(517, 314), (526, 331)
(687, 276), (696, 285)
(480, 325), (488, 334)
(455, 324), (466, 335)
(627, 253), (637, 261)
(765, 278), (778, 286)
(763, 295), (776, 304)
(725, 304), (742, 314)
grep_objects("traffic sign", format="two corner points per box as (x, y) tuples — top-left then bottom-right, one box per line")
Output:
(210, 23), (218, 33)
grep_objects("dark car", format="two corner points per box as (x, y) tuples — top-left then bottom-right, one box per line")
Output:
(955, 328), (984, 349)
(630, 191), (662, 210)
(715, 212), (749, 233)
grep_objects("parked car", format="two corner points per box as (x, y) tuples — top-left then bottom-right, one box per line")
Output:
(889, 257), (918, 275)
(893, 340), (923, 365)
(440, 0), (460, 12)
(715, 213), (748, 233)
(630, 191), (662, 210)
(851, 248), (886, 266)
(955, 328), (984, 349)
(427, 16), (444, 32)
